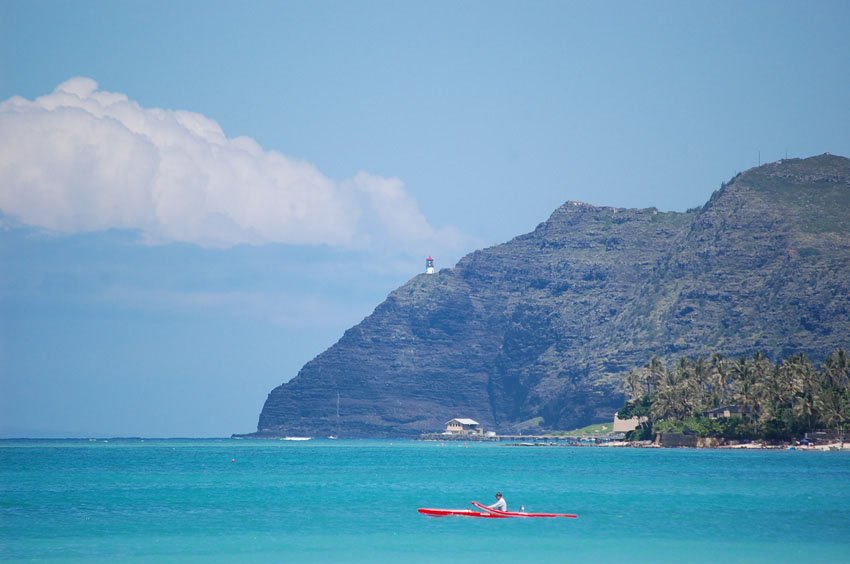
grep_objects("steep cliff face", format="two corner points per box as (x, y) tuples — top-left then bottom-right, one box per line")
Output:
(253, 154), (850, 437)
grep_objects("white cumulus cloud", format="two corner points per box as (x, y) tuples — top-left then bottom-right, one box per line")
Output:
(0, 77), (470, 251)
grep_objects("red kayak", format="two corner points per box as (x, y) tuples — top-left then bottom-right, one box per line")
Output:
(419, 503), (578, 519)
(472, 501), (578, 519)
(418, 508), (506, 518)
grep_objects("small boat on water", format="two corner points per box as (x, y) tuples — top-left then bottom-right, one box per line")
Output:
(418, 502), (578, 519)
(281, 437), (312, 441)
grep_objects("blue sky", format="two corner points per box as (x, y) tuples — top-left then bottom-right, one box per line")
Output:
(1, 1), (849, 437)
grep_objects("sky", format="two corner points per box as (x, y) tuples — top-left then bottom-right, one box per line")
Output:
(1, 0), (849, 437)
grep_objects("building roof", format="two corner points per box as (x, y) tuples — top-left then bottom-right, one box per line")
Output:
(446, 418), (479, 426)
(706, 404), (752, 415)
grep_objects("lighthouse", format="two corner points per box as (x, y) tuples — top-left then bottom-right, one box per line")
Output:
(425, 256), (435, 274)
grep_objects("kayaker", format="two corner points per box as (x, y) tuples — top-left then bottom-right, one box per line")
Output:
(487, 492), (507, 511)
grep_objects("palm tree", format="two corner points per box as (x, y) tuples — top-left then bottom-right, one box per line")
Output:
(691, 357), (712, 414)
(624, 368), (644, 403)
(643, 356), (665, 398)
(816, 349), (850, 445)
(729, 356), (760, 435)
(783, 354), (815, 432)
(708, 353), (729, 408)
(764, 362), (796, 423)
(822, 349), (850, 389)
(816, 388), (849, 446)
(651, 361), (694, 421)
(750, 352), (774, 432)
(650, 379), (678, 422)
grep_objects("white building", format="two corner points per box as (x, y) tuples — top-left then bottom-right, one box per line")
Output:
(445, 418), (482, 435)
(613, 412), (645, 433)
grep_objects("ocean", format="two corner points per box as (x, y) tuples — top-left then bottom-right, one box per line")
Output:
(2, 439), (849, 563)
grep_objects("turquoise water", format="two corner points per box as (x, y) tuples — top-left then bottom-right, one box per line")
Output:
(2, 439), (849, 563)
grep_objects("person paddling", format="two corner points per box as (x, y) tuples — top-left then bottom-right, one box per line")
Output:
(487, 491), (507, 512)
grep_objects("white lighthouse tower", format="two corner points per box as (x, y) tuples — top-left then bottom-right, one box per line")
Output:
(425, 256), (435, 274)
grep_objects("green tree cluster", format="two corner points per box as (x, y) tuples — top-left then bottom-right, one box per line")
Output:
(618, 350), (850, 443)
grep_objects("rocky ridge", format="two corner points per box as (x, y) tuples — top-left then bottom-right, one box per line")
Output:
(250, 154), (850, 437)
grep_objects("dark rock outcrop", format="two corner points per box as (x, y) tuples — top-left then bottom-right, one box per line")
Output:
(251, 154), (850, 437)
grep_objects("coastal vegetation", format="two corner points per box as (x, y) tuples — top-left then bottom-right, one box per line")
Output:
(559, 423), (612, 437)
(618, 349), (850, 442)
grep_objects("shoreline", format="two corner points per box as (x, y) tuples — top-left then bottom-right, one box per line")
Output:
(580, 440), (850, 451)
(2, 436), (847, 451)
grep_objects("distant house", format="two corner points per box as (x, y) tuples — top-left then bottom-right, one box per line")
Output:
(446, 418), (482, 435)
(613, 413), (645, 433)
(706, 405), (753, 420)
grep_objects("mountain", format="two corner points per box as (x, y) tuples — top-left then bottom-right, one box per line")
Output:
(249, 154), (850, 438)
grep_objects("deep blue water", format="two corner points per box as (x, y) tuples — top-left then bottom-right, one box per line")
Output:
(2, 439), (849, 562)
